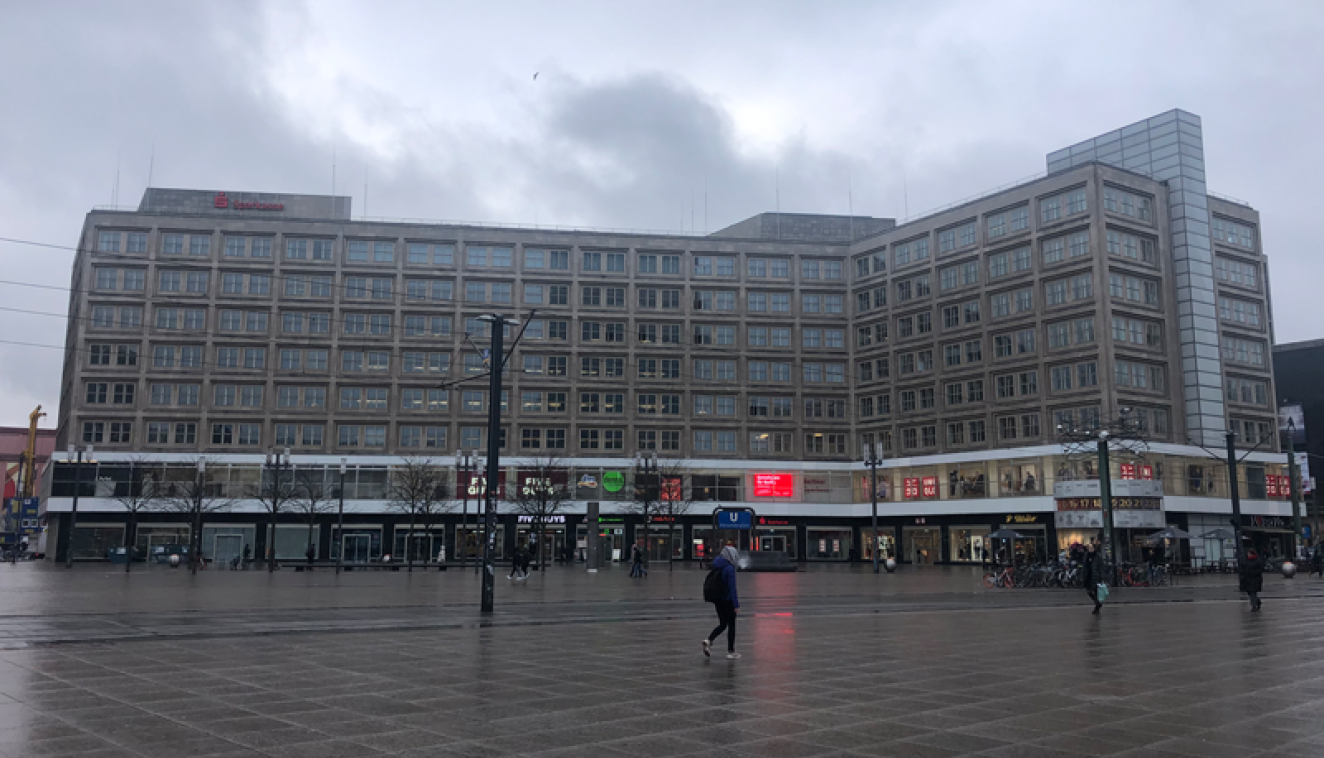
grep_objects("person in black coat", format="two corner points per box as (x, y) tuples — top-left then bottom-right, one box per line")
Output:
(1239, 548), (1265, 612)
(1082, 541), (1104, 614)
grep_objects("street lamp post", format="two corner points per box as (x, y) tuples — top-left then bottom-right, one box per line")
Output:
(637, 452), (657, 571)
(64, 444), (92, 568)
(479, 314), (513, 614)
(1096, 431), (1117, 583)
(265, 448), (290, 572)
(335, 457), (347, 575)
(864, 442), (883, 574)
(191, 459), (205, 575)
(1226, 431), (1245, 556)
(457, 449), (472, 571)
(1288, 417), (1303, 557)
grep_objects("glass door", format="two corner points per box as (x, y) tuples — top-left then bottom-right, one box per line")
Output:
(343, 534), (371, 563)
(213, 534), (242, 567)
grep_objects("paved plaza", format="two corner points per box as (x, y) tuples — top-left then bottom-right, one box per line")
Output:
(0, 563), (1321, 757)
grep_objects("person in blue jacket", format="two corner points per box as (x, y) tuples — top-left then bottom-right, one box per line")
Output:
(703, 541), (741, 659)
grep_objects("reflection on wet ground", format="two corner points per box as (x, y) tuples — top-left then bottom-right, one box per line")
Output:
(0, 561), (1319, 756)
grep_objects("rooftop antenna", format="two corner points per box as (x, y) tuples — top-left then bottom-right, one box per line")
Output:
(690, 190), (695, 235)
(902, 167), (909, 219)
(331, 140), (337, 197)
(704, 174), (708, 234)
(147, 139), (155, 189)
(848, 167), (855, 241)
(775, 169), (781, 239)
(363, 166), (368, 218)
(113, 149), (121, 206)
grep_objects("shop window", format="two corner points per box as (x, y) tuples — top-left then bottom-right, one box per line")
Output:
(691, 475), (739, 501)
(999, 463), (1039, 495)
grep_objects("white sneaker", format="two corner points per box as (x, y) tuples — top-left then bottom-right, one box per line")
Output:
(726, 652), (741, 660)
(702, 639), (711, 657)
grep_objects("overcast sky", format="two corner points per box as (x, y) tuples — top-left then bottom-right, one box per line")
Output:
(1, 0), (1321, 427)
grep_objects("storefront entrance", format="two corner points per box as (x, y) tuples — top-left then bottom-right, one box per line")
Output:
(343, 534), (372, 563)
(903, 526), (939, 564)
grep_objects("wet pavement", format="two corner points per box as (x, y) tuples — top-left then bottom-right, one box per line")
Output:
(0, 561), (1321, 756)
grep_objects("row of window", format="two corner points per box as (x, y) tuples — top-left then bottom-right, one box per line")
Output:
(1215, 256), (1259, 290)
(1211, 217), (1255, 249)
(97, 232), (850, 280)
(95, 269), (853, 317)
(854, 187), (1092, 279)
(85, 419), (852, 456)
(855, 230), (1157, 315)
(1217, 296), (1262, 328)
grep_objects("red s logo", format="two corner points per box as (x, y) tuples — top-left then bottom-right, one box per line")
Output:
(214, 192), (229, 208)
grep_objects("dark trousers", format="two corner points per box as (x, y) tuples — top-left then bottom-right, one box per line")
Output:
(708, 600), (736, 652)
(1248, 591), (1260, 609)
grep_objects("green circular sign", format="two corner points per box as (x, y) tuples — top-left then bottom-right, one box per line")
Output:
(603, 471), (625, 492)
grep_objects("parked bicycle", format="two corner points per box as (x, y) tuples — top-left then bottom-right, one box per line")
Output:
(982, 564), (1016, 588)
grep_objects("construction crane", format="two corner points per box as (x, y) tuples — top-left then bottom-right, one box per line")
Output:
(20, 406), (44, 498)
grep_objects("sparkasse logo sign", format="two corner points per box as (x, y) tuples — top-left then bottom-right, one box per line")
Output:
(214, 192), (284, 211)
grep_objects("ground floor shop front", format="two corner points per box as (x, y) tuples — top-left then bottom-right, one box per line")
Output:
(45, 503), (1296, 567)
(41, 509), (1072, 566)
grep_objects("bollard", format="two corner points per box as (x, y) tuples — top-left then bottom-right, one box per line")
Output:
(884, 558), (897, 573)
(1281, 561), (1297, 578)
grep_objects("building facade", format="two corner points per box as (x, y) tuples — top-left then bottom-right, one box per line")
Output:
(45, 109), (1295, 566)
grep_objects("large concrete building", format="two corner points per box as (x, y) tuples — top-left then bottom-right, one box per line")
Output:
(45, 109), (1295, 566)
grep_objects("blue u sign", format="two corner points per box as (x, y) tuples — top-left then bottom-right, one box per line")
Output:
(718, 510), (752, 530)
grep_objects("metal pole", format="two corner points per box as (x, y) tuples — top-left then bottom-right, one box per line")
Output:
(65, 446), (82, 569)
(1289, 421), (1303, 558)
(336, 458), (346, 574)
(1097, 434), (1116, 584)
(868, 444), (880, 574)
(1227, 431), (1244, 555)
(481, 316), (505, 613)
(192, 459), (204, 575)
(459, 452), (469, 571)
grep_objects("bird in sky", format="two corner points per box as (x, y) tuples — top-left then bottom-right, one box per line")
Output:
(533, 72), (539, 80)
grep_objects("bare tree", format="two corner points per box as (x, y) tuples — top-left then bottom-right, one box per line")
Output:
(628, 458), (694, 570)
(290, 466), (335, 561)
(387, 456), (452, 572)
(246, 457), (297, 571)
(148, 457), (232, 575)
(111, 455), (160, 574)
(508, 456), (572, 570)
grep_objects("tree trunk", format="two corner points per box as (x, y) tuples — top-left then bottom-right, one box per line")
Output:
(124, 513), (135, 574)
(642, 502), (651, 568)
(307, 516), (315, 561)
(668, 519), (675, 571)
(406, 510), (416, 572)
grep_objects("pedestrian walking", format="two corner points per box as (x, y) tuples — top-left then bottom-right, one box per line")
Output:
(1311, 543), (1323, 578)
(508, 545), (528, 580)
(702, 541), (741, 660)
(1082, 541), (1104, 615)
(630, 542), (647, 577)
(1239, 548), (1266, 612)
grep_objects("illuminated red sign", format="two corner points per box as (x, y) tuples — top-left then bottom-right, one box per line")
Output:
(1267, 477), (1279, 497)
(214, 191), (284, 211)
(921, 476), (938, 498)
(903, 477), (920, 499)
(459, 471), (506, 500)
(1120, 464), (1136, 480)
(752, 473), (794, 498)
(1141, 465), (1153, 480)
(661, 476), (683, 501)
